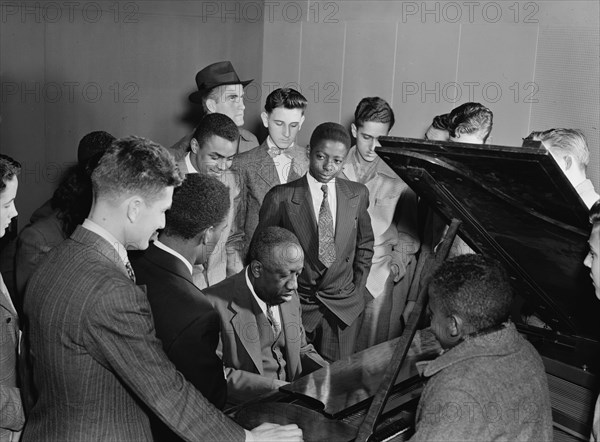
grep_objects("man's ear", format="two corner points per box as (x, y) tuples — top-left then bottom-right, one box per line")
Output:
(249, 260), (262, 278)
(206, 98), (217, 114)
(261, 111), (269, 129)
(563, 155), (573, 171)
(446, 314), (465, 346)
(351, 123), (358, 139)
(190, 138), (200, 154)
(126, 196), (143, 223)
(298, 114), (306, 130)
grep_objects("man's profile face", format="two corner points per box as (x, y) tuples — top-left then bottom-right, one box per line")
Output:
(131, 187), (173, 250)
(351, 121), (390, 163)
(210, 84), (246, 126)
(584, 224), (600, 300)
(192, 135), (238, 177)
(262, 107), (304, 150)
(254, 243), (304, 306)
(196, 218), (228, 266)
(308, 139), (348, 183)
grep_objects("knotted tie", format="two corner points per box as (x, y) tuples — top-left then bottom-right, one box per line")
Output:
(266, 305), (281, 337)
(125, 261), (136, 283)
(318, 184), (336, 267)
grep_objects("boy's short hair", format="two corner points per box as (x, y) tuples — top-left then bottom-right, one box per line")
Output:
(92, 136), (183, 203)
(525, 128), (590, 170)
(191, 113), (239, 151)
(309, 122), (351, 151)
(429, 254), (513, 331)
(264, 88), (308, 114)
(354, 97), (395, 130)
(163, 174), (230, 240)
(448, 102), (493, 142)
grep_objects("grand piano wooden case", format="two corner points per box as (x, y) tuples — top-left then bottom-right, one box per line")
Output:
(233, 137), (600, 441)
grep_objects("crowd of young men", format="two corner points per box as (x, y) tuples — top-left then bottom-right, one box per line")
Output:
(1, 59), (599, 441)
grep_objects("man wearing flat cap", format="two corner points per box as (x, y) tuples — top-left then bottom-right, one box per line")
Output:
(170, 61), (259, 159)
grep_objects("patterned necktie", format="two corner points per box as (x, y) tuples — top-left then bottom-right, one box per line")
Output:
(266, 306), (281, 337)
(125, 261), (136, 283)
(318, 184), (336, 267)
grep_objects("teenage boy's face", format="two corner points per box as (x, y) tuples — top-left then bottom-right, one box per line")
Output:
(309, 139), (348, 183)
(351, 121), (390, 163)
(262, 107), (305, 150)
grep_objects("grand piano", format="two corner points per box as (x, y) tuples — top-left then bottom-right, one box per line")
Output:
(233, 137), (600, 441)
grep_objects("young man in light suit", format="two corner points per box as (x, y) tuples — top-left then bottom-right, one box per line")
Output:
(259, 122), (374, 362)
(232, 88), (310, 256)
(23, 136), (301, 442)
(205, 226), (328, 405)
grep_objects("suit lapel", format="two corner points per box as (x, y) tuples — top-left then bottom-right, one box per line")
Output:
(229, 275), (263, 374)
(287, 177), (321, 269)
(255, 142), (280, 187)
(334, 179), (359, 253)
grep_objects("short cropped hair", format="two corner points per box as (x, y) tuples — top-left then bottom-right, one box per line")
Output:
(354, 97), (395, 130)
(525, 128), (590, 170)
(92, 136), (183, 203)
(590, 200), (600, 225)
(162, 174), (230, 240)
(248, 226), (302, 268)
(78, 131), (115, 169)
(200, 85), (224, 115)
(191, 113), (239, 151)
(309, 122), (351, 151)
(0, 154), (21, 191)
(448, 102), (493, 142)
(265, 88), (307, 114)
(429, 254), (513, 331)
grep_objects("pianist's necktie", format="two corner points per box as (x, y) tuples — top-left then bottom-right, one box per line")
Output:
(318, 184), (336, 267)
(125, 261), (136, 283)
(266, 305), (281, 337)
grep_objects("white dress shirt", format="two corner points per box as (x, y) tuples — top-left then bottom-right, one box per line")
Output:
(267, 136), (293, 184)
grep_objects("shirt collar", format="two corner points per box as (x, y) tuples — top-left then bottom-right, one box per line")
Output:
(245, 267), (269, 316)
(307, 171), (335, 188)
(185, 152), (199, 174)
(153, 240), (193, 275)
(82, 218), (129, 266)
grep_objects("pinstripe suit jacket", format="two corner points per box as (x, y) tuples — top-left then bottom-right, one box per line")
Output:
(0, 273), (24, 441)
(232, 140), (309, 256)
(259, 176), (374, 328)
(23, 226), (245, 442)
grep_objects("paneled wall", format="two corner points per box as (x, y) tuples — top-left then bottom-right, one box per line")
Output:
(262, 0), (599, 187)
(1, 0), (598, 225)
(1, 1), (264, 225)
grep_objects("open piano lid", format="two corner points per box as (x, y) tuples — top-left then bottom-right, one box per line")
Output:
(377, 136), (599, 340)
